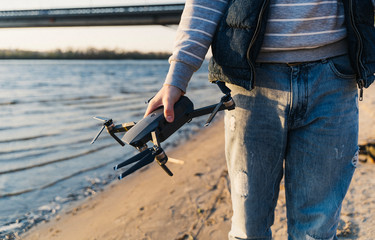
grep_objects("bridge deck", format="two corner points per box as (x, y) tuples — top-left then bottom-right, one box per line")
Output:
(0, 4), (185, 28)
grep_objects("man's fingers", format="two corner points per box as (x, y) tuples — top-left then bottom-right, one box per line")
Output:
(163, 98), (175, 123)
(144, 101), (159, 118)
(143, 85), (183, 122)
(144, 103), (154, 118)
(144, 108), (152, 118)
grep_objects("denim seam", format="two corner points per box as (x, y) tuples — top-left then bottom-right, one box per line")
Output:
(287, 67), (294, 129)
(267, 114), (288, 228)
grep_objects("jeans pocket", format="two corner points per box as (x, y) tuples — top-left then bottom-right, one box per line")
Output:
(327, 54), (356, 79)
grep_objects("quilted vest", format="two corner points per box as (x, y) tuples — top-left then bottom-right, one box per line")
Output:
(208, 0), (375, 93)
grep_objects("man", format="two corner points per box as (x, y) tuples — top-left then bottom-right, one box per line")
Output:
(145, 0), (375, 239)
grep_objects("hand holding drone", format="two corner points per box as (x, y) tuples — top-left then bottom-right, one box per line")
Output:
(91, 82), (235, 180)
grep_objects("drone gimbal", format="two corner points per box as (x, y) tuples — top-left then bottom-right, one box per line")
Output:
(91, 82), (235, 180)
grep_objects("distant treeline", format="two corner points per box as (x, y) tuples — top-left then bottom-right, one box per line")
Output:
(0, 48), (171, 59)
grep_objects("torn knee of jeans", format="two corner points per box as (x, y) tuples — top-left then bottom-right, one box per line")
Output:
(306, 233), (335, 240)
(351, 149), (359, 168)
(233, 170), (249, 198)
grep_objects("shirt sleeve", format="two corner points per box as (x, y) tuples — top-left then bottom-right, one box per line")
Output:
(164, 0), (228, 92)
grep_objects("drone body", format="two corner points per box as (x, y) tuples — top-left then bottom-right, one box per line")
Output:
(92, 84), (235, 180)
(122, 96), (194, 149)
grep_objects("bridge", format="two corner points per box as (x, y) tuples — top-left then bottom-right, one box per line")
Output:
(0, 4), (185, 28)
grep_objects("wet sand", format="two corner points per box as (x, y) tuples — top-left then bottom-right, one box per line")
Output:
(24, 85), (375, 240)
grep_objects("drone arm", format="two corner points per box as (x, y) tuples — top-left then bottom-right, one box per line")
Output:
(118, 153), (155, 179)
(109, 132), (125, 146)
(151, 131), (174, 176)
(107, 122), (136, 146)
(114, 148), (153, 170)
(92, 117), (135, 146)
(188, 94), (235, 124)
(188, 103), (227, 119)
(109, 122), (136, 133)
(160, 164), (173, 176)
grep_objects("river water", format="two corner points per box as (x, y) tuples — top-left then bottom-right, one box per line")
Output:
(0, 59), (222, 238)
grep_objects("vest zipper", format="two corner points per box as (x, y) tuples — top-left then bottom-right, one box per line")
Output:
(349, 0), (365, 101)
(246, 0), (269, 89)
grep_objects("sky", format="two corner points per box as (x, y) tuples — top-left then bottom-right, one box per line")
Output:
(0, 0), (185, 52)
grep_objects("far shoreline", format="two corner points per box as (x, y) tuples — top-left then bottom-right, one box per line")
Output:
(0, 48), (171, 60)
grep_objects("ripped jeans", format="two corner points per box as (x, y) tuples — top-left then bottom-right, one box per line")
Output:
(224, 54), (359, 240)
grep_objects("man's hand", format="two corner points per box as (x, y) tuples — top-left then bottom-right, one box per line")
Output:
(144, 85), (184, 123)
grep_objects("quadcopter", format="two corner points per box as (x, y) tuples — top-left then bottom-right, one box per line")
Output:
(91, 82), (235, 180)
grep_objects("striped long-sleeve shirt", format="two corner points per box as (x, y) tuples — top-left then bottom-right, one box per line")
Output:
(257, 0), (348, 62)
(164, 0), (227, 92)
(165, 0), (375, 92)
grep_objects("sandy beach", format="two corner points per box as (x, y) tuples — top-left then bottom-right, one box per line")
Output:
(23, 85), (375, 240)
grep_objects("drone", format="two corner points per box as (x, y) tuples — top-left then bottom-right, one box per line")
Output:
(91, 82), (235, 180)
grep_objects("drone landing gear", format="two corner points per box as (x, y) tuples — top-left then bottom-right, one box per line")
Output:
(114, 130), (173, 179)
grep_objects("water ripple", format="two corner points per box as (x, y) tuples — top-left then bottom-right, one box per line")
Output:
(0, 144), (113, 175)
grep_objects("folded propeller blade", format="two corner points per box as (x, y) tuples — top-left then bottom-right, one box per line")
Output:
(205, 101), (223, 126)
(91, 126), (105, 144)
(93, 116), (110, 122)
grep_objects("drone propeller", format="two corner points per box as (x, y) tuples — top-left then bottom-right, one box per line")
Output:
(91, 125), (106, 144)
(205, 93), (234, 126)
(91, 116), (114, 144)
(204, 81), (234, 126)
(205, 100), (223, 126)
(93, 116), (111, 122)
